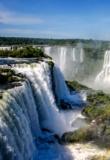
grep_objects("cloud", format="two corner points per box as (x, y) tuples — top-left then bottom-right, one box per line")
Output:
(0, 29), (35, 34)
(0, 28), (73, 38)
(0, 8), (43, 25)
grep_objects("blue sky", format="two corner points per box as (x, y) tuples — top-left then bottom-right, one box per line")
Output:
(0, 0), (110, 40)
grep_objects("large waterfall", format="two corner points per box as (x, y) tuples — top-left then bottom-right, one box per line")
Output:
(44, 46), (84, 80)
(0, 61), (85, 160)
(96, 51), (110, 83)
(13, 62), (70, 135)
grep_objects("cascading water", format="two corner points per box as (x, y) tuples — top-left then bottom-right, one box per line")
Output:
(96, 50), (110, 83)
(44, 46), (51, 57)
(80, 49), (83, 63)
(0, 83), (38, 160)
(72, 48), (76, 62)
(12, 62), (69, 136)
(0, 59), (106, 160)
(0, 61), (86, 159)
(59, 47), (67, 71)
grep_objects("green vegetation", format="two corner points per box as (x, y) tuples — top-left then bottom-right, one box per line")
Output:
(90, 154), (110, 160)
(81, 90), (110, 148)
(0, 68), (24, 84)
(62, 126), (97, 143)
(0, 37), (81, 46)
(62, 80), (110, 148)
(0, 46), (47, 58)
(47, 61), (54, 68)
(66, 80), (90, 91)
(0, 36), (110, 47)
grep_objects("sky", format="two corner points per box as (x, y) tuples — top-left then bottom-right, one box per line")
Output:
(0, 0), (110, 40)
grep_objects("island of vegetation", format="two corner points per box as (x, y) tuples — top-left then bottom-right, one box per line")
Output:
(62, 81), (110, 154)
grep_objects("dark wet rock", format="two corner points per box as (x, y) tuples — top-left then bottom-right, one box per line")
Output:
(0, 83), (22, 90)
(61, 131), (76, 142)
(60, 99), (72, 109)
(0, 91), (3, 99)
(15, 73), (24, 78)
(42, 128), (52, 133)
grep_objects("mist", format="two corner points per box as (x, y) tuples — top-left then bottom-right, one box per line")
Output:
(44, 44), (84, 81)
(44, 44), (110, 93)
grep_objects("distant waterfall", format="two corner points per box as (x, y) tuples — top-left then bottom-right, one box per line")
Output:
(59, 47), (67, 71)
(103, 51), (110, 68)
(80, 49), (83, 63)
(44, 46), (51, 57)
(44, 46), (84, 80)
(72, 48), (76, 62)
(96, 51), (110, 83)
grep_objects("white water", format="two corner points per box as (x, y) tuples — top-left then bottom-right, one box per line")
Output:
(80, 48), (83, 63)
(0, 84), (38, 160)
(13, 62), (68, 136)
(0, 62), (69, 159)
(44, 46), (51, 57)
(60, 47), (67, 71)
(0, 61), (107, 160)
(72, 48), (76, 62)
(95, 51), (110, 91)
(0, 46), (12, 50)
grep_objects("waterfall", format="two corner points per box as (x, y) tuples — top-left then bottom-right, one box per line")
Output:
(59, 47), (67, 71)
(72, 48), (76, 62)
(53, 64), (85, 107)
(44, 46), (84, 80)
(103, 51), (110, 68)
(0, 83), (38, 160)
(53, 64), (70, 105)
(80, 49), (83, 63)
(13, 62), (70, 135)
(44, 46), (51, 57)
(96, 51), (110, 83)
